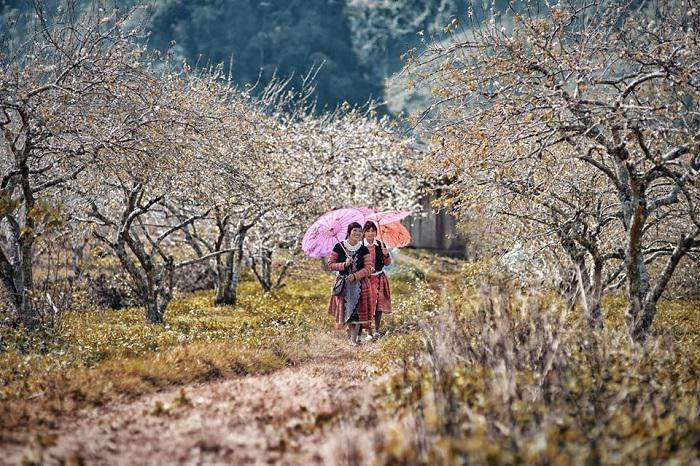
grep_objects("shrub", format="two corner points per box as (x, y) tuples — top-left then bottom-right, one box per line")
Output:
(374, 287), (700, 465)
(86, 273), (135, 310)
(173, 261), (217, 292)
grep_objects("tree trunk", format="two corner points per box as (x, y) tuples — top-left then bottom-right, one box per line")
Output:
(143, 261), (173, 324)
(144, 289), (172, 324)
(215, 251), (234, 305)
(251, 248), (273, 292)
(623, 191), (651, 342)
(627, 235), (693, 341)
(0, 121), (38, 329)
(215, 227), (247, 306)
(145, 289), (172, 324)
(1, 223), (39, 330)
(110, 250), (174, 324)
(17, 292), (38, 330)
(145, 297), (165, 324)
(111, 231), (174, 324)
(572, 257), (603, 329)
(587, 256), (604, 328)
(0, 167), (40, 329)
(627, 301), (656, 342)
(71, 235), (89, 281)
(225, 235), (245, 305)
(260, 249), (272, 292)
(3, 255), (38, 330)
(560, 231), (603, 328)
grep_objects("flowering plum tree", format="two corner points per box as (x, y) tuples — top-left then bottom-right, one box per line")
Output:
(0, 2), (154, 328)
(407, 0), (700, 339)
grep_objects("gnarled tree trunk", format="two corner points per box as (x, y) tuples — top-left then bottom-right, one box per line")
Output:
(215, 225), (248, 306)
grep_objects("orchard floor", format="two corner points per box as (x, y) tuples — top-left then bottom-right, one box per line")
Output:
(2, 331), (386, 466)
(2, 252), (697, 465)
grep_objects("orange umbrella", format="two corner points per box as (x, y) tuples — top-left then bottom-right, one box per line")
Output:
(366, 210), (411, 225)
(377, 221), (411, 248)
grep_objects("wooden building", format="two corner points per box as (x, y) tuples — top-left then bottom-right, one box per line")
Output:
(405, 195), (466, 257)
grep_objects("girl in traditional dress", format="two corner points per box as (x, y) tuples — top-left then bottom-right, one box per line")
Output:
(327, 222), (374, 346)
(362, 221), (392, 338)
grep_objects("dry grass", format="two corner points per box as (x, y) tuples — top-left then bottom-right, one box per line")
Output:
(370, 282), (700, 465)
(2, 252), (698, 465)
(0, 271), (332, 434)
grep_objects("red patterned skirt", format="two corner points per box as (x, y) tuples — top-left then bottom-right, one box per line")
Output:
(328, 277), (373, 330)
(369, 272), (392, 316)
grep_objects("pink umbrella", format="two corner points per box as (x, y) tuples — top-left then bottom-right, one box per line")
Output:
(302, 208), (365, 258)
(352, 206), (376, 217)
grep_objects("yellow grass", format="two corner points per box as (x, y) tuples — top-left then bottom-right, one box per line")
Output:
(0, 273), (333, 431)
(1, 252), (698, 465)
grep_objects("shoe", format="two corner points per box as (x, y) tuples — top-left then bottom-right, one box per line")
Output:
(372, 331), (382, 339)
(365, 334), (373, 341)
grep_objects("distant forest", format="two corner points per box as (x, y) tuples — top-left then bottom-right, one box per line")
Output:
(1, 0), (470, 112)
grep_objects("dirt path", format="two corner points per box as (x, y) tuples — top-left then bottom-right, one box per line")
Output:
(3, 333), (387, 466)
